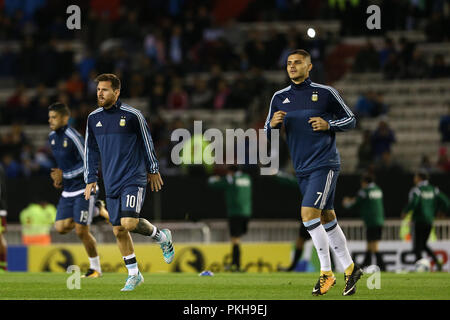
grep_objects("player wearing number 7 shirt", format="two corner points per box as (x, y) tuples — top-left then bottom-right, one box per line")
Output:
(264, 49), (362, 296)
(84, 73), (174, 291)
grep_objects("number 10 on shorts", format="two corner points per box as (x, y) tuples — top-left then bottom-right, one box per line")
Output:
(126, 195), (136, 208)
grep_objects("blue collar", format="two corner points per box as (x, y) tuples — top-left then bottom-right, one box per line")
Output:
(291, 78), (311, 90)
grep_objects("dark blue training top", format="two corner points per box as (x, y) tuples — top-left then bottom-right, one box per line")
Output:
(49, 125), (85, 192)
(264, 78), (356, 176)
(84, 99), (159, 197)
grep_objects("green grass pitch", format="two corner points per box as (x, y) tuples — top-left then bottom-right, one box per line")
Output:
(1, 272), (449, 300)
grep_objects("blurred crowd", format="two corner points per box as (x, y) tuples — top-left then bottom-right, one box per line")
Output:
(0, 0), (449, 178)
(353, 37), (450, 80)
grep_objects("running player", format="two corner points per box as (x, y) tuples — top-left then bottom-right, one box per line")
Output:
(84, 73), (174, 291)
(48, 102), (106, 277)
(265, 49), (362, 296)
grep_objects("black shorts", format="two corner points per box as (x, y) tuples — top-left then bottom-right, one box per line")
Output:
(366, 226), (382, 241)
(228, 217), (249, 238)
(299, 222), (311, 240)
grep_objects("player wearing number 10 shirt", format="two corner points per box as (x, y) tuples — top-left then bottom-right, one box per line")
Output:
(84, 73), (174, 291)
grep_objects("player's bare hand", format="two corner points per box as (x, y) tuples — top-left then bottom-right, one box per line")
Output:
(270, 111), (287, 128)
(84, 182), (97, 200)
(50, 168), (63, 189)
(148, 172), (163, 192)
(308, 117), (330, 131)
(342, 196), (355, 208)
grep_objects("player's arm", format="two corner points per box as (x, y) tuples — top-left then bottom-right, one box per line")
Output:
(326, 87), (356, 132)
(208, 175), (227, 189)
(50, 168), (63, 189)
(402, 188), (420, 217)
(264, 94), (284, 140)
(84, 117), (100, 200)
(133, 111), (163, 191)
(342, 189), (364, 210)
(63, 128), (85, 180)
(435, 188), (450, 215)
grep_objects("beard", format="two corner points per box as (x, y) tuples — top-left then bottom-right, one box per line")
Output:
(98, 96), (115, 109)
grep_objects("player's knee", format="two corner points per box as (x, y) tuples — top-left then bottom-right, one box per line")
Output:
(54, 222), (70, 234)
(301, 207), (321, 222)
(320, 210), (336, 224)
(113, 225), (128, 237)
(121, 218), (138, 232)
(74, 225), (89, 238)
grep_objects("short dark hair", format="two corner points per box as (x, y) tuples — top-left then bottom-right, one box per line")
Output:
(95, 73), (121, 91)
(48, 102), (70, 117)
(361, 172), (375, 184)
(415, 169), (429, 181)
(287, 49), (311, 61)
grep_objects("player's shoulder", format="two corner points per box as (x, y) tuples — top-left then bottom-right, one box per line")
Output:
(87, 107), (103, 119)
(271, 85), (292, 101)
(65, 126), (83, 139)
(48, 131), (56, 138)
(309, 81), (339, 96)
(119, 103), (145, 118)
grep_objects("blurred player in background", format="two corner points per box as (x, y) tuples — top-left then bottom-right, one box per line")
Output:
(401, 170), (450, 271)
(0, 165), (8, 272)
(48, 102), (106, 278)
(342, 172), (386, 271)
(265, 49), (362, 296)
(208, 165), (252, 272)
(84, 73), (174, 291)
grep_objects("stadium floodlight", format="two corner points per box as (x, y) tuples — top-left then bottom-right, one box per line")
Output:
(307, 28), (316, 38)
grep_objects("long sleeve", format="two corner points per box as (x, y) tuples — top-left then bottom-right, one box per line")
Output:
(327, 87), (356, 132)
(436, 188), (450, 214)
(84, 118), (101, 184)
(403, 187), (420, 215)
(134, 111), (159, 174)
(264, 93), (280, 141)
(64, 128), (85, 179)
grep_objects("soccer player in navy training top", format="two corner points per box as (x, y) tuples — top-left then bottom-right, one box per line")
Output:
(84, 73), (174, 291)
(265, 49), (363, 296)
(48, 102), (106, 278)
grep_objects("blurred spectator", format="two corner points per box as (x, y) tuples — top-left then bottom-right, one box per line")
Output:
(379, 38), (396, 68)
(404, 48), (429, 79)
(65, 72), (84, 96)
(437, 147), (450, 172)
(167, 79), (189, 110)
(354, 91), (388, 118)
(419, 154), (438, 174)
(430, 54), (450, 78)
(357, 130), (374, 172)
(382, 52), (402, 80)
(439, 104), (450, 143)
(213, 79), (231, 110)
(425, 12), (447, 42)
(190, 77), (213, 109)
(374, 151), (404, 176)
(20, 200), (56, 245)
(1, 154), (22, 178)
(371, 120), (396, 159)
(353, 40), (380, 73)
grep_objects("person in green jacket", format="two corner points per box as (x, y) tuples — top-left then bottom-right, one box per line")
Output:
(342, 173), (386, 271)
(208, 165), (252, 272)
(401, 170), (450, 271)
(20, 201), (57, 245)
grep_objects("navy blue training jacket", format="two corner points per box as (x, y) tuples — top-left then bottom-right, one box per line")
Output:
(84, 99), (159, 197)
(49, 125), (86, 192)
(264, 78), (356, 176)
